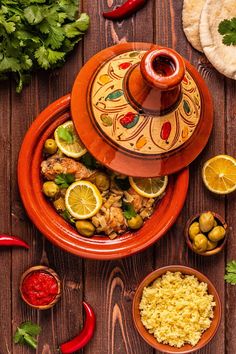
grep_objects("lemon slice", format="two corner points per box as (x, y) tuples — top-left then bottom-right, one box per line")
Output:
(202, 155), (236, 194)
(54, 121), (87, 158)
(129, 176), (168, 198)
(65, 181), (102, 219)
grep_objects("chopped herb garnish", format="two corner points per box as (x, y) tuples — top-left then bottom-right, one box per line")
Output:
(14, 321), (41, 350)
(61, 209), (76, 224)
(114, 176), (130, 191)
(122, 202), (137, 220)
(57, 126), (73, 143)
(54, 173), (75, 188)
(225, 260), (236, 285)
(218, 17), (236, 46)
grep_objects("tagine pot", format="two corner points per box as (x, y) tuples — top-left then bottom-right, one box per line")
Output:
(18, 42), (213, 259)
(71, 42), (213, 177)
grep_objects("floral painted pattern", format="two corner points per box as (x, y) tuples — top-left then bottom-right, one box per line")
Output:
(91, 50), (201, 155)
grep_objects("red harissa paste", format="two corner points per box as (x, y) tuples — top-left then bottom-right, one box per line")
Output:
(22, 271), (58, 306)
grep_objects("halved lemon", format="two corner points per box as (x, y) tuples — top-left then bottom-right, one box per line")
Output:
(54, 121), (87, 158)
(129, 176), (168, 198)
(65, 181), (102, 219)
(202, 155), (236, 194)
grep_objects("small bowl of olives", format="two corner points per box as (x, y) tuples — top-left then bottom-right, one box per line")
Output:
(185, 211), (228, 256)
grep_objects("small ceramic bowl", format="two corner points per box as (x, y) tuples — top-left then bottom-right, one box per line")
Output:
(132, 265), (221, 354)
(185, 211), (228, 256)
(20, 265), (61, 310)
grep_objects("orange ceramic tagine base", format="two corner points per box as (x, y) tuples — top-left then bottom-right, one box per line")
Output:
(71, 43), (213, 177)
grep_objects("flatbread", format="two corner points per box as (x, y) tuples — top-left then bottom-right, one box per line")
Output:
(200, 0), (236, 79)
(182, 0), (205, 52)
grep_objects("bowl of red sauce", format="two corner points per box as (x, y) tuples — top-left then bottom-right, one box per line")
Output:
(20, 265), (61, 310)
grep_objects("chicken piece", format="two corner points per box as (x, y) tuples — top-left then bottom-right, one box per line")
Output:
(41, 156), (95, 181)
(108, 206), (126, 232)
(124, 188), (147, 212)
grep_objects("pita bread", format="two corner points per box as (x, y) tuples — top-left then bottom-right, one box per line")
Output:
(200, 0), (236, 79)
(182, 0), (205, 52)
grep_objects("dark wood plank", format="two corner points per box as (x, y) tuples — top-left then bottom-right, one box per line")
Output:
(225, 78), (236, 354)
(0, 81), (12, 354)
(82, 1), (155, 354)
(154, 1), (226, 353)
(10, 10), (85, 354)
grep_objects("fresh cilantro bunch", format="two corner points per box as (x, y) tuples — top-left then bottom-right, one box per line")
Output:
(14, 321), (41, 349)
(0, 0), (90, 92)
(218, 17), (236, 46)
(225, 260), (236, 285)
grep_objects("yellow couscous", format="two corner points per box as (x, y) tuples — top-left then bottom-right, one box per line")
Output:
(139, 271), (216, 348)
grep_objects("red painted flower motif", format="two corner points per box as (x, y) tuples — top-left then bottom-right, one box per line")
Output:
(119, 62), (132, 70)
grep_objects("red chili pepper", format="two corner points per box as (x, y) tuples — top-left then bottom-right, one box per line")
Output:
(60, 302), (95, 353)
(0, 234), (29, 249)
(161, 122), (171, 140)
(103, 0), (148, 21)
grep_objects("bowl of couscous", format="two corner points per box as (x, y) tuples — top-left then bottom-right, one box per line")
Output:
(132, 265), (221, 353)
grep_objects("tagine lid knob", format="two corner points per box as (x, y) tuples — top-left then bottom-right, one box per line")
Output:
(71, 42), (213, 177)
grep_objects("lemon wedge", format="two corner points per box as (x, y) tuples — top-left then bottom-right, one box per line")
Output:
(129, 176), (168, 198)
(202, 155), (236, 194)
(65, 181), (102, 219)
(54, 121), (87, 158)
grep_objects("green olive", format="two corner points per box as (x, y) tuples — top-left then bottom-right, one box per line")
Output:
(44, 139), (58, 155)
(199, 212), (215, 233)
(207, 240), (218, 251)
(53, 197), (66, 212)
(127, 215), (143, 230)
(42, 181), (59, 198)
(193, 234), (208, 253)
(95, 172), (110, 191)
(76, 220), (95, 237)
(188, 222), (200, 241)
(208, 226), (226, 242)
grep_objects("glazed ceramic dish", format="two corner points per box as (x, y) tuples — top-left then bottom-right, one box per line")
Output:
(133, 265), (221, 353)
(185, 212), (228, 256)
(71, 42), (213, 177)
(18, 95), (189, 260)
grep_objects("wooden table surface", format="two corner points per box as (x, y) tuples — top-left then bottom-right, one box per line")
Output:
(0, 1), (235, 353)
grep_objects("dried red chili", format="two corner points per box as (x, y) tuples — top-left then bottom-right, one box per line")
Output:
(60, 302), (96, 353)
(0, 234), (29, 249)
(103, 0), (148, 21)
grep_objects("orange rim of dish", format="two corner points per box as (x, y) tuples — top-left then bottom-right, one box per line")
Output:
(17, 94), (189, 260)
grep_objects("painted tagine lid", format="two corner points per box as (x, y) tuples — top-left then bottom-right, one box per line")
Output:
(71, 42), (213, 177)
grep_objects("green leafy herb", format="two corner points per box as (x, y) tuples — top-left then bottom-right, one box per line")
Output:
(54, 173), (75, 188)
(218, 17), (236, 46)
(225, 260), (236, 285)
(80, 152), (98, 170)
(57, 126), (73, 143)
(14, 321), (41, 350)
(61, 209), (75, 224)
(114, 177), (130, 191)
(0, 0), (90, 92)
(122, 202), (137, 220)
